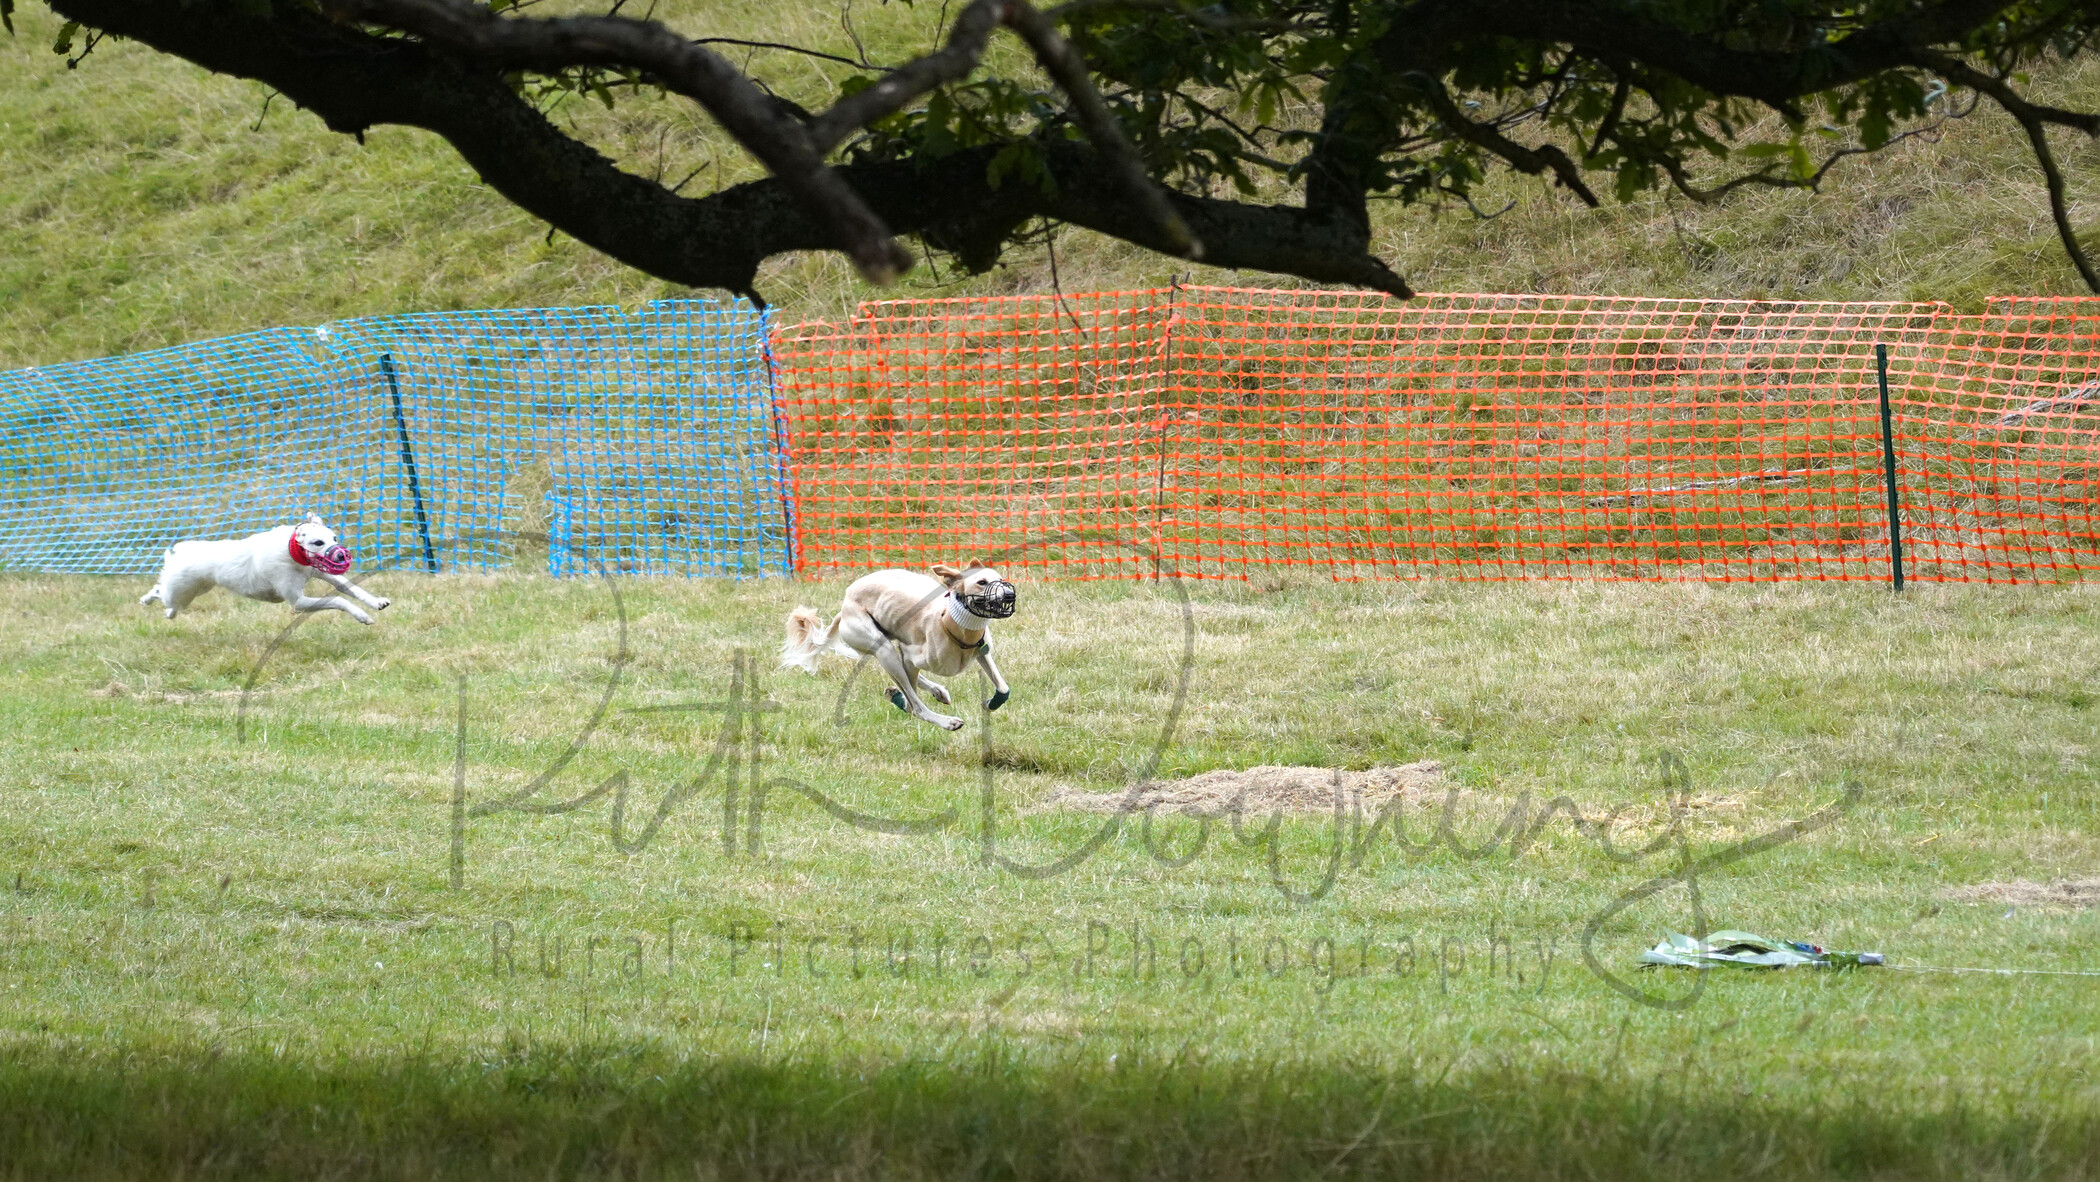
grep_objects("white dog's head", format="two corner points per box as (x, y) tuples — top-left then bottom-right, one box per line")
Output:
(290, 514), (354, 575)
(933, 559), (1017, 620)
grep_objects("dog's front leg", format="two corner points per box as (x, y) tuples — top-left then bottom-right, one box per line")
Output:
(975, 645), (1011, 711)
(319, 571), (390, 611)
(290, 592), (376, 625)
(874, 642), (962, 731)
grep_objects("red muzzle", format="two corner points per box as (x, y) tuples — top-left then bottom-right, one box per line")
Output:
(289, 534), (353, 575)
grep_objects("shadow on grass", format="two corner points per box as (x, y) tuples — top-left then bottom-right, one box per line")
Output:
(1, 1046), (2092, 1180)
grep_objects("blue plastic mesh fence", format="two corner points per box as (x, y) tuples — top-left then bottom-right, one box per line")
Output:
(0, 299), (789, 578)
(326, 301), (788, 577)
(0, 328), (359, 576)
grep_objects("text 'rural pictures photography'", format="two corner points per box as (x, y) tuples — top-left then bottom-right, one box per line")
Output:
(238, 528), (1867, 1012)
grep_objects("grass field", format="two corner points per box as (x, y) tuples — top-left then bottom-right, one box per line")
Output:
(3, 570), (2098, 1178)
(11, 2), (2100, 1174)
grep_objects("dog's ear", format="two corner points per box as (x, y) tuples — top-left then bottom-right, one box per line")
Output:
(967, 557), (988, 572)
(304, 513), (321, 525)
(930, 563), (964, 584)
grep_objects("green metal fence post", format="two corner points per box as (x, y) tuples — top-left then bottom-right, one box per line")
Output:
(1876, 343), (1904, 592)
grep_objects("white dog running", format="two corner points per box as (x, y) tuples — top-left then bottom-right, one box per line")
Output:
(780, 561), (1016, 731)
(139, 514), (391, 624)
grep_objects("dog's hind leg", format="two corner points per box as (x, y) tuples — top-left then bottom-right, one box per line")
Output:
(291, 592), (376, 625)
(141, 551), (174, 608)
(914, 674), (952, 705)
(873, 642), (962, 731)
(156, 571), (215, 619)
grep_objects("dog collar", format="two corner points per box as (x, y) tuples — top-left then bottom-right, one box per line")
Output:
(946, 594), (993, 631)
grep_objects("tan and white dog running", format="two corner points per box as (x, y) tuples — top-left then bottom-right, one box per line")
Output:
(780, 561), (1016, 731)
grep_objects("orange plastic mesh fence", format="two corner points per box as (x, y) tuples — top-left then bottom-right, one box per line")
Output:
(1905, 296), (2100, 583)
(777, 289), (1176, 580)
(774, 288), (2100, 582)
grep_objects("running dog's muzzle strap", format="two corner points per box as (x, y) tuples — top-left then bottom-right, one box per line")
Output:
(289, 534), (354, 575)
(946, 595), (993, 630)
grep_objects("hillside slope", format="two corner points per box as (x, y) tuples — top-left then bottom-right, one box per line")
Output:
(6, 3), (2100, 369)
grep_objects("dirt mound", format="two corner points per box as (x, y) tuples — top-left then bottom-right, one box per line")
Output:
(1036, 761), (1447, 816)
(1942, 879), (2100, 908)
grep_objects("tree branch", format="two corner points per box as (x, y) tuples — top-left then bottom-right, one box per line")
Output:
(1405, 71), (1600, 206)
(1045, 0), (1304, 34)
(1002, 0), (1199, 257)
(1909, 49), (2100, 293)
(323, 0), (912, 283)
(1616, 120), (1956, 204)
(805, 0), (1004, 152)
(811, 0), (1198, 257)
(1584, 71), (1630, 162)
(690, 37), (881, 72)
(340, 0), (1199, 269)
(1463, 0), (2021, 109)
(42, 0), (1389, 298)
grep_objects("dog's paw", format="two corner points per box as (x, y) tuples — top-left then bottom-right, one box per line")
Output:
(353, 611), (376, 625)
(372, 597), (391, 611)
(985, 688), (1010, 712)
(887, 689), (911, 714)
(921, 681), (952, 705)
(938, 715), (965, 731)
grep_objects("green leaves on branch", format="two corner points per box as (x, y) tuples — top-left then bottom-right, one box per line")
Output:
(848, 77), (1066, 170)
(986, 141), (1055, 194)
(1737, 139), (1818, 181)
(503, 64), (656, 113)
(131, 0), (2095, 292)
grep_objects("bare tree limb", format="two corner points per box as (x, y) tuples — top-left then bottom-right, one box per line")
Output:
(1044, 0), (1303, 34)
(1910, 49), (2100, 293)
(337, 0), (1200, 272)
(1910, 49), (2100, 133)
(51, 0), (2071, 305)
(690, 37), (881, 72)
(323, 0), (914, 282)
(1447, 0), (2021, 112)
(805, 0), (1003, 152)
(1003, 0), (1200, 257)
(1583, 71), (1630, 162)
(810, 0), (1198, 256)
(1405, 72), (1601, 207)
(42, 0), (1395, 299)
(1616, 119), (1958, 204)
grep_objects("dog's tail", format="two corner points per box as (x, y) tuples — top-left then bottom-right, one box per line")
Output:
(780, 606), (839, 674)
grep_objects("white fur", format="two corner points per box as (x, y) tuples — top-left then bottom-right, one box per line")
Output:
(138, 515), (390, 625)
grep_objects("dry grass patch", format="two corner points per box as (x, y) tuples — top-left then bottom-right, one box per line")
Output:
(1035, 761), (1447, 815)
(1942, 878), (2100, 908)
